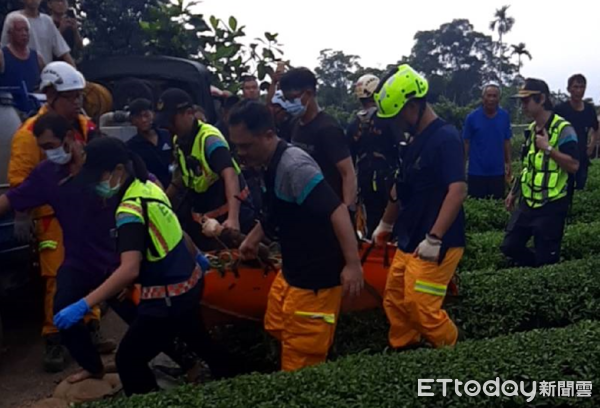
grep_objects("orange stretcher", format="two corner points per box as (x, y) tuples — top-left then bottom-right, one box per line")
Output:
(200, 242), (396, 326)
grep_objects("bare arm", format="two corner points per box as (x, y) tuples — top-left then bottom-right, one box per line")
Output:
(166, 167), (184, 201)
(221, 167), (241, 229)
(336, 157), (357, 207)
(331, 204), (363, 297)
(239, 222), (265, 260)
(331, 204), (360, 265)
(37, 53), (46, 73)
(84, 251), (141, 307)
(503, 139), (512, 168)
(60, 52), (75, 67)
(381, 184), (401, 225)
(548, 149), (579, 174)
(429, 181), (467, 239)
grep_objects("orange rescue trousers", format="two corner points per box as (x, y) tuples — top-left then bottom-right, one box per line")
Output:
(264, 271), (342, 371)
(37, 216), (100, 337)
(383, 248), (464, 349)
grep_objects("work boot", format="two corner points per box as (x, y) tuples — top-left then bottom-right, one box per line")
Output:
(88, 321), (117, 355)
(43, 334), (67, 373)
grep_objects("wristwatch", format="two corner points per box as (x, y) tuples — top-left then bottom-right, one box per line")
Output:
(544, 146), (554, 156)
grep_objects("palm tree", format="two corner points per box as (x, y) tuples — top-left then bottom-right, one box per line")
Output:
(511, 42), (532, 76)
(490, 5), (516, 79)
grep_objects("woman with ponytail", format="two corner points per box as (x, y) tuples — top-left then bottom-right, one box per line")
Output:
(54, 137), (234, 395)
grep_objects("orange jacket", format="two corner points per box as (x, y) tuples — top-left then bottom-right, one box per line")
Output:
(8, 105), (96, 219)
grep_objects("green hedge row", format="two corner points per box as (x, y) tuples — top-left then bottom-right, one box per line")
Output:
(463, 160), (600, 234)
(87, 321), (600, 408)
(460, 221), (600, 272)
(334, 256), (600, 356)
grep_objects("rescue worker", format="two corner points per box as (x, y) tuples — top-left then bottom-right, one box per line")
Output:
(158, 88), (255, 250)
(229, 100), (364, 371)
(7, 61), (110, 372)
(280, 68), (357, 208)
(372, 65), (467, 349)
(347, 74), (399, 238)
(502, 79), (580, 267)
(0, 113), (135, 382)
(54, 137), (232, 395)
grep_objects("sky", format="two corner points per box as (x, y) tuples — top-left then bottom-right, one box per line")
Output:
(196, 0), (600, 101)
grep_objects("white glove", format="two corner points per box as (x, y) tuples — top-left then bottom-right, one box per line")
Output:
(201, 218), (224, 238)
(415, 234), (442, 262)
(372, 221), (393, 247)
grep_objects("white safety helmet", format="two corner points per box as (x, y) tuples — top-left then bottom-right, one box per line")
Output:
(40, 62), (86, 93)
(355, 74), (380, 99)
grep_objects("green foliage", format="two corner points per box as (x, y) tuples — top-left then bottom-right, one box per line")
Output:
(463, 160), (600, 234)
(0, 0), (21, 32)
(403, 19), (515, 104)
(464, 197), (510, 233)
(85, 321), (600, 408)
(461, 221), (600, 272)
(432, 96), (478, 130)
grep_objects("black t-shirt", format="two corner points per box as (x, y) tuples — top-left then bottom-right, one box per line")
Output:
(264, 143), (344, 290)
(555, 102), (599, 154)
(126, 128), (174, 188)
(346, 109), (399, 187)
(291, 111), (351, 199)
(117, 206), (199, 318)
(53, 21), (76, 58)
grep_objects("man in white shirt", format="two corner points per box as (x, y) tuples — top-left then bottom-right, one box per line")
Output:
(1, 0), (74, 66)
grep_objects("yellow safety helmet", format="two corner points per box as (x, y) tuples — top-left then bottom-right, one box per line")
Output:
(375, 64), (428, 118)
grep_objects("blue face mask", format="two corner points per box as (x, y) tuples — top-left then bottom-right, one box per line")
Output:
(95, 176), (122, 199)
(284, 93), (307, 118)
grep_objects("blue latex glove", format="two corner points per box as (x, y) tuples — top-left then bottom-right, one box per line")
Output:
(196, 252), (210, 273)
(53, 299), (91, 330)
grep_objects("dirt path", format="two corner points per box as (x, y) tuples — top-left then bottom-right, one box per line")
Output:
(0, 311), (125, 408)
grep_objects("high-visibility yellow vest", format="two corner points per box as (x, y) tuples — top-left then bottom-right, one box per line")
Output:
(116, 179), (183, 262)
(174, 122), (240, 194)
(520, 114), (571, 208)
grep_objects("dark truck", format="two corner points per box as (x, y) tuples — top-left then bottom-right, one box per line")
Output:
(0, 92), (38, 348)
(0, 56), (218, 347)
(79, 55), (218, 124)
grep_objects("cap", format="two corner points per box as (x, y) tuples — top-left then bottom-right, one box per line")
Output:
(512, 78), (550, 99)
(128, 98), (153, 117)
(155, 88), (193, 128)
(75, 137), (130, 187)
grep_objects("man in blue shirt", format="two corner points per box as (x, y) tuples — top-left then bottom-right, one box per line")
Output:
(126, 98), (173, 188)
(372, 65), (466, 350)
(463, 83), (512, 199)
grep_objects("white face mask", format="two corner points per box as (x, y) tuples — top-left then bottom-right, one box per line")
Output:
(45, 145), (72, 165)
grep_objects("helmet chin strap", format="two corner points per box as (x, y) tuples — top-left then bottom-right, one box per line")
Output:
(407, 99), (427, 136)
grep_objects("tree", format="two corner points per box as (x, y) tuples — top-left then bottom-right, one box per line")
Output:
(313, 49), (381, 127)
(489, 5), (515, 78)
(0, 0), (21, 29)
(402, 19), (503, 105)
(510, 42), (532, 76)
